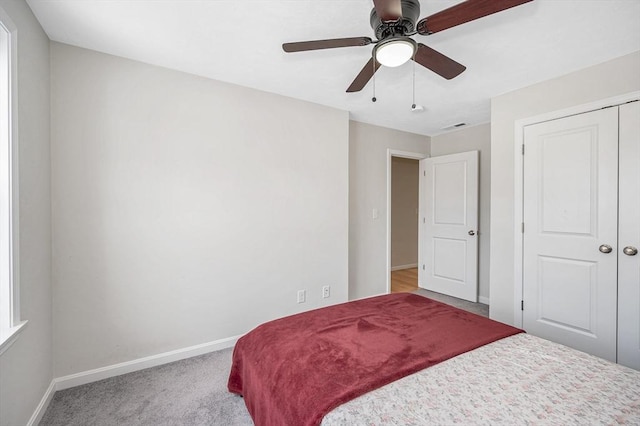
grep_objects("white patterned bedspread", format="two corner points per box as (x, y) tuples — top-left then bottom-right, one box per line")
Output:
(322, 333), (640, 425)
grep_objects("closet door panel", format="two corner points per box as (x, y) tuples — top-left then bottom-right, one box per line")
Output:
(522, 107), (619, 362)
(618, 101), (640, 370)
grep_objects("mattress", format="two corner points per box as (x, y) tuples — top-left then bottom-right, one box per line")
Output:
(322, 332), (640, 425)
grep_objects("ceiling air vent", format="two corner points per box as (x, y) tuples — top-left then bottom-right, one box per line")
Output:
(441, 122), (467, 131)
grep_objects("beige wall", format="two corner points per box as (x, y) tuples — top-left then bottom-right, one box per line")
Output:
(490, 51), (640, 324)
(349, 121), (429, 300)
(0, 1), (52, 425)
(391, 157), (419, 269)
(51, 43), (349, 377)
(430, 123), (491, 303)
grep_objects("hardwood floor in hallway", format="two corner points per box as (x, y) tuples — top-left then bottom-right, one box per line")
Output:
(391, 267), (418, 293)
(390, 267), (489, 317)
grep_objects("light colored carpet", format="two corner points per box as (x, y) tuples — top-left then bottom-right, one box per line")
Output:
(413, 288), (489, 317)
(39, 292), (488, 425)
(39, 349), (253, 426)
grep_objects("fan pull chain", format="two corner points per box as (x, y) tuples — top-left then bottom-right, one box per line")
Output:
(372, 57), (377, 102)
(411, 52), (416, 110)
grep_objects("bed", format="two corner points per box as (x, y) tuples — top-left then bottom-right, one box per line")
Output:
(228, 293), (640, 425)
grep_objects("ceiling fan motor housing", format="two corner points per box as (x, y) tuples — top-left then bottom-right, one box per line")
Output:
(370, 0), (421, 40)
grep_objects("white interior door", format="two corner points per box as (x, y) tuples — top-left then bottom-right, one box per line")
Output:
(522, 107), (619, 362)
(618, 101), (640, 370)
(419, 151), (478, 302)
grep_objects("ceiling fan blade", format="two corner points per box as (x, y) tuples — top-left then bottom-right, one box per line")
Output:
(416, 0), (533, 35)
(346, 57), (382, 93)
(413, 43), (466, 80)
(283, 37), (373, 53)
(372, 0), (403, 22)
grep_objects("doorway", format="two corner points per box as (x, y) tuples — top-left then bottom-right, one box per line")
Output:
(386, 149), (426, 294)
(390, 157), (420, 293)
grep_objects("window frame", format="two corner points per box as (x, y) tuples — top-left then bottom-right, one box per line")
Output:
(0, 6), (25, 355)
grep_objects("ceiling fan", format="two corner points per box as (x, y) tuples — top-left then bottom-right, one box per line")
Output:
(282, 0), (533, 92)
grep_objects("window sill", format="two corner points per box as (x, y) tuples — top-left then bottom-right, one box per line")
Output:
(0, 320), (28, 356)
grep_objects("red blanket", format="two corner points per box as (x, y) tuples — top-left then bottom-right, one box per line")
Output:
(228, 293), (523, 426)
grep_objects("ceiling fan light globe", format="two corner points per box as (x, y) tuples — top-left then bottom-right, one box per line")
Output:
(375, 39), (415, 67)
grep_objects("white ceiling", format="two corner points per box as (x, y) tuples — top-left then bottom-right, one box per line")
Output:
(26, 0), (640, 136)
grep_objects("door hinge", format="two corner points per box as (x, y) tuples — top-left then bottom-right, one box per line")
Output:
(422, 264), (425, 270)
(423, 171), (426, 176)
(521, 222), (525, 233)
(423, 217), (426, 224)
(522, 144), (525, 155)
(521, 300), (524, 311)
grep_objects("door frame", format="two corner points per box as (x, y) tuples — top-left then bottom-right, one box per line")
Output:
(386, 149), (428, 294)
(512, 91), (640, 328)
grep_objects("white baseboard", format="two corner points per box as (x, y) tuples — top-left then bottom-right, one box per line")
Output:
(390, 263), (418, 271)
(27, 380), (56, 426)
(55, 334), (242, 391)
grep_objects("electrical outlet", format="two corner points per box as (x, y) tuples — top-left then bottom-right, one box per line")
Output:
(297, 290), (306, 304)
(322, 285), (330, 299)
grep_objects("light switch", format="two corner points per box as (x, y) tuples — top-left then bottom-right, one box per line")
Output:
(372, 208), (379, 220)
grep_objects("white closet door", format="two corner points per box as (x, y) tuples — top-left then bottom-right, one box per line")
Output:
(522, 107), (619, 362)
(618, 101), (640, 370)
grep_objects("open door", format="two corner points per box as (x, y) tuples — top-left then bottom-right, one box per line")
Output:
(419, 151), (478, 302)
